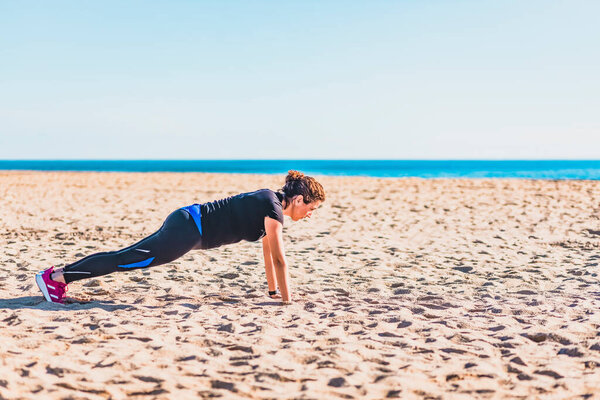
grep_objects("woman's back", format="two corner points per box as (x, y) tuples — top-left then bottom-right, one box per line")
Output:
(194, 189), (285, 249)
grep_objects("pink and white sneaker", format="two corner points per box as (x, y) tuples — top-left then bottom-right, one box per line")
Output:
(35, 267), (68, 304)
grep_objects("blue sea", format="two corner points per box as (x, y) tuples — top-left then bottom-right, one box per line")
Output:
(1, 160), (600, 180)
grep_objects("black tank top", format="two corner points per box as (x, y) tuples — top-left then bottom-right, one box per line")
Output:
(198, 189), (285, 249)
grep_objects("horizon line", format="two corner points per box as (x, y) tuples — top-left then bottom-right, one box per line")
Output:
(1, 158), (600, 162)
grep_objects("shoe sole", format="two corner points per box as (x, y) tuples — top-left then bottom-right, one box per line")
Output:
(35, 273), (52, 302)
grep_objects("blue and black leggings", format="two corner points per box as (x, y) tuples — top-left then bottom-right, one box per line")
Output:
(62, 209), (202, 284)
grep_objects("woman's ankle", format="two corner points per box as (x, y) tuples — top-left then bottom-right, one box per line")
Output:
(51, 269), (67, 284)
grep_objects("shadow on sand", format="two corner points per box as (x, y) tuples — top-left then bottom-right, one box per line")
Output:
(0, 296), (136, 311)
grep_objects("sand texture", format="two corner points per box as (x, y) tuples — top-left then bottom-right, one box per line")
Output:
(1, 171), (600, 399)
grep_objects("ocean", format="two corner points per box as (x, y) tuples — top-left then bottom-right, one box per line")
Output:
(1, 160), (599, 180)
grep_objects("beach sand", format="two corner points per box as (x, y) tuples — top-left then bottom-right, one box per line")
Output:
(1, 171), (600, 399)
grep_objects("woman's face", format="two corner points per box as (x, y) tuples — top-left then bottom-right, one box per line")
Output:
(291, 196), (322, 221)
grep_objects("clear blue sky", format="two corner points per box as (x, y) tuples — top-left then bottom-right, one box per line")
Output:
(1, 1), (599, 159)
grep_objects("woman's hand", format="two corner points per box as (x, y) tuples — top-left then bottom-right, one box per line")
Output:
(268, 289), (291, 304)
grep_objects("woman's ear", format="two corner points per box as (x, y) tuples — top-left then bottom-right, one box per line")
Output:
(294, 195), (304, 205)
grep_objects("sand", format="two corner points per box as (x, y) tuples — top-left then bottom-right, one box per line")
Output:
(1, 171), (600, 399)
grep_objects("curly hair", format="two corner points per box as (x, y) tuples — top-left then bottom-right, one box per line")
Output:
(280, 170), (325, 207)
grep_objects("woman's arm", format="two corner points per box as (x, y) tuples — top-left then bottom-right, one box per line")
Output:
(261, 235), (278, 296)
(264, 217), (291, 303)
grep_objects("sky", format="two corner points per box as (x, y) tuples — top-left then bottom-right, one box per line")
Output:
(1, 0), (599, 159)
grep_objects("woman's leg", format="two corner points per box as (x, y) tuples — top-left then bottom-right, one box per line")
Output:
(61, 209), (202, 284)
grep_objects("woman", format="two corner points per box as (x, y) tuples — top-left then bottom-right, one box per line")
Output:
(35, 170), (325, 305)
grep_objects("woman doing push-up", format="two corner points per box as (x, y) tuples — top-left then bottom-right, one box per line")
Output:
(35, 170), (325, 305)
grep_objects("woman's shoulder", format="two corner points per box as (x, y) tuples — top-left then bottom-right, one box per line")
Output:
(246, 188), (281, 201)
(261, 189), (284, 205)
(258, 189), (284, 224)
